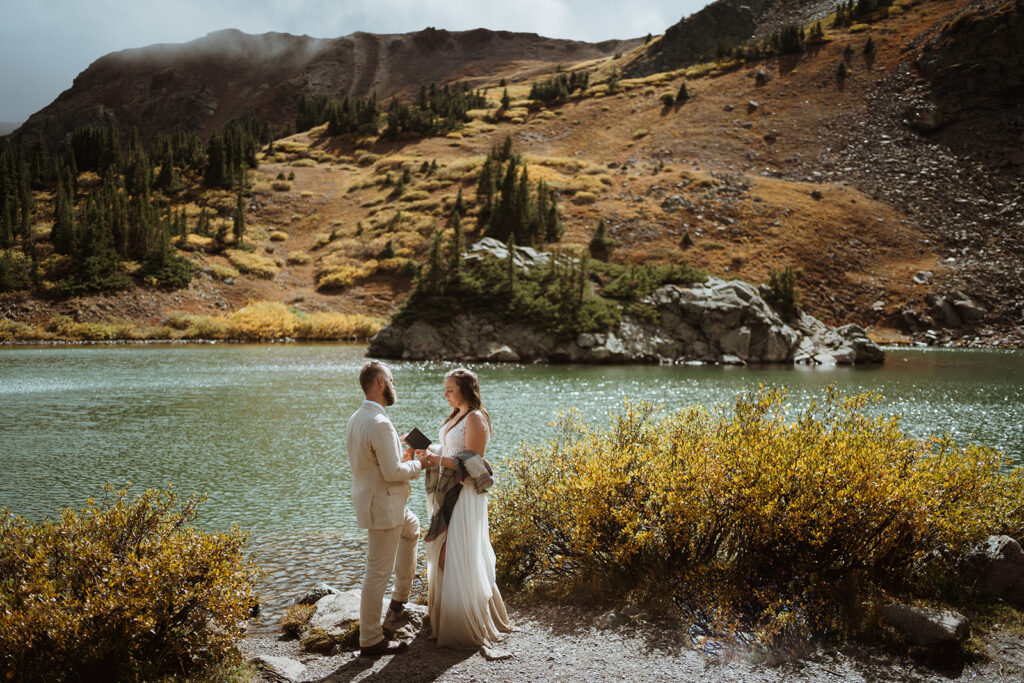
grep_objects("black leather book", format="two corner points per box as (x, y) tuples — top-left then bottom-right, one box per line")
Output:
(404, 428), (432, 450)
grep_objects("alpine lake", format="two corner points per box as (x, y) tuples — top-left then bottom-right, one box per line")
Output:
(2, 343), (1022, 631)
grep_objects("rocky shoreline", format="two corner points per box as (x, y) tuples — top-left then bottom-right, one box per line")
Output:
(243, 532), (1024, 682)
(370, 276), (886, 365)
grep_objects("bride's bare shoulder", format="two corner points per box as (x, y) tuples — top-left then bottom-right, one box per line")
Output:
(466, 410), (488, 432)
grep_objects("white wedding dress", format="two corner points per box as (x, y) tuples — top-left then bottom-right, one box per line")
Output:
(425, 412), (510, 648)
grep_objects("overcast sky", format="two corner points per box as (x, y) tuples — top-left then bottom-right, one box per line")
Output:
(0, 0), (711, 123)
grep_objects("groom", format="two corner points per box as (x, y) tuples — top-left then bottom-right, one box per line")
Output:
(346, 360), (423, 656)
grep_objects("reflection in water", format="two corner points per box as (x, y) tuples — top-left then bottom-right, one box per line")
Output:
(2, 344), (1022, 631)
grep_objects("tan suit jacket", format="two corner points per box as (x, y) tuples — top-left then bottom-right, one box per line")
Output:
(346, 400), (422, 529)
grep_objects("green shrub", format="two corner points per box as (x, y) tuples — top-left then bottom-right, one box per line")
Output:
(491, 388), (1024, 642)
(763, 265), (799, 320)
(0, 486), (260, 682)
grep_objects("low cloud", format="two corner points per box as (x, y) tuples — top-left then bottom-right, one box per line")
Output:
(0, 0), (706, 122)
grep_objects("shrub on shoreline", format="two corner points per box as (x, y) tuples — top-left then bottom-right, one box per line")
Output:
(0, 485), (260, 682)
(490, 387), (1024, 643)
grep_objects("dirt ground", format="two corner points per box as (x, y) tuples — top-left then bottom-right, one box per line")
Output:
(242, 601), (1024, 682)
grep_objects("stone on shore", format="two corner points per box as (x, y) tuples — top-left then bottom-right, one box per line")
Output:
(295, 582), (340, 606)
(252, 654), (307, 681)
(309, 589), (363, 639)
(881, 605), (971, 649)
(961, 535), (1024, 607)
(305, 588), (427, 648)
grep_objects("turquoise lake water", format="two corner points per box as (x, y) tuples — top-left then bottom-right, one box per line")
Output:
(1, 344), (1021, 630)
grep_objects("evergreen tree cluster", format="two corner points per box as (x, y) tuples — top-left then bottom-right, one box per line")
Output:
(402, 225), (619, 339)
(0, 115), (271, 294)
(296, 92), (382, 137)
(383, 83), (487, 138)
(832, 0), (894, 28)
(475, 137), (563, 247)
(768, 25), (806, 55)
(0, 147), (34, 253)
(296, 82), (489, 139)
(203, 117), (269, 188)
(528, 71), (590, 103)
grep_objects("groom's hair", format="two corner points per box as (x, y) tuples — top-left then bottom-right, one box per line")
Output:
(359, 361), (389, 393)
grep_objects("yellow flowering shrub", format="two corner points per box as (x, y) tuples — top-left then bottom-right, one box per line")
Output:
(0, 486), (260, 681)
(491, 387), (1024, 639)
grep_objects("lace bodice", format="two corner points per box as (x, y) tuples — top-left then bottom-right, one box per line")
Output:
(439, 410), (488, 457)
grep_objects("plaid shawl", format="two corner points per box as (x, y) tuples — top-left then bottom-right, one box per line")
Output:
(423, 449), (493, 542)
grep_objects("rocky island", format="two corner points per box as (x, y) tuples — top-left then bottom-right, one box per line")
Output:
(369, 238), (885, 365)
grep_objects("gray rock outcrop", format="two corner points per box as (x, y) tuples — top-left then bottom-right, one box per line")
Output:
(369, 277), (885, 365)
(881, 605), (971, 649)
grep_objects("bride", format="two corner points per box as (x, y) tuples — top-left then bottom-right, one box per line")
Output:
(416, 368), (510, 648)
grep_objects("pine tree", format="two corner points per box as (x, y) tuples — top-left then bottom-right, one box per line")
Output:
(448, 210), (464, 276)
(52, 173), (75, 255)
(233, 184), (246, 244)
(505, 233), (516, 297)
(453, 187), (465, 219)
(500, 89), (511, 110)
(677, 81), (689, 102)
(425, 230), (445, 293)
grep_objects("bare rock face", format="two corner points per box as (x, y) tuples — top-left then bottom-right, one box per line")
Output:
(368, 276), (884, 365)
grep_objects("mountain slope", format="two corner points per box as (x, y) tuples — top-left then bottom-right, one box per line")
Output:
(10, 27), (639, 145)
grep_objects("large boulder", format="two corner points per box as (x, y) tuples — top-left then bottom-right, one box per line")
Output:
(306, 588), (428, 645)
(961, 535), (1024, 607)
(881, 605), (971, 649)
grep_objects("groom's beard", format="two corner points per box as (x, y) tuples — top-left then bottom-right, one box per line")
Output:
(383, 384), (395, 406)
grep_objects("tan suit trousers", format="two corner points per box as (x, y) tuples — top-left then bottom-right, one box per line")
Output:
(360, 506), (420, 647)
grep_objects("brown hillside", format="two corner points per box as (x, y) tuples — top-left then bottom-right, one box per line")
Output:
(3, 0), (1022, 347)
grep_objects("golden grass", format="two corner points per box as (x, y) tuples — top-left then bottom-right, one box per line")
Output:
(354, 151), (381, 166)
(290, 158), (317, 168)
(161, 303), (384, 341)
(434, 157), (485, 182)
(225, 249), (279, 279)
(286, 251), (310, 264)
(572, 191), (598, 205)
(208, 263), (241, 281)
(462, 119), (497, 136)
(275, 140), (310, 154)
(400, 190), (430, 202)
(173, 234), (216, 251)
(227, 302), (296, 339)
(268, 231), (289, 242)
(293, 311), (384, 340)
(299, 191), (314, 198)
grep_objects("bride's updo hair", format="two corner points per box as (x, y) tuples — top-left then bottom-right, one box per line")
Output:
(443, 367), (492, 434)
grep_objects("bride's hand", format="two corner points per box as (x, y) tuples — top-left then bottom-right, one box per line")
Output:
(415, 449), (431, 466)
(402, 446), (415, 462)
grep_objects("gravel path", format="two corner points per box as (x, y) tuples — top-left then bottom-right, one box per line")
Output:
(242, 602), (1024, 682)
